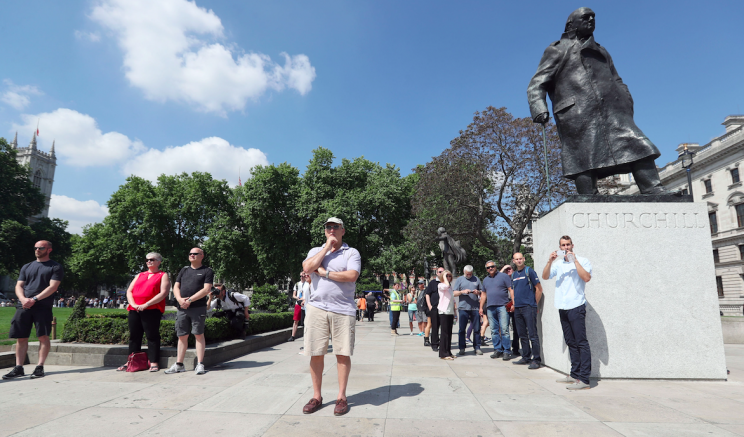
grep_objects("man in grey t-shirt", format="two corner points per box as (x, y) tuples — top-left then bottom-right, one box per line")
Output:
(453, 265), (483, 356)
(480, 260), (514, 360)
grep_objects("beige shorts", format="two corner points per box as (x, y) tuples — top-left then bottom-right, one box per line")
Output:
(303, 304), (356, 357)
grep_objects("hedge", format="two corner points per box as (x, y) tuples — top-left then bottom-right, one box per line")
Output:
(62, 311), (295, 346)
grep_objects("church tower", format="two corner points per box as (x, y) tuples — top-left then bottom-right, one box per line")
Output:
(14, 132), (57, 222)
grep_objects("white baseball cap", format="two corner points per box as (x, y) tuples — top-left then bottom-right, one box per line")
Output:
(325, 217), (344, 228)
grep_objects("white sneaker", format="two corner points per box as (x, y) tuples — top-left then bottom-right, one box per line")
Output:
(195, 363), (206, 375)
(164, 363), (186, 374)
(410, 332), (414, 336)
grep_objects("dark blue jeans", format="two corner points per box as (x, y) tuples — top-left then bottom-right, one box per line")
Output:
(458, 309), (480, 351)
(559, 304), (591, 384)
(514, 306), (541, 364)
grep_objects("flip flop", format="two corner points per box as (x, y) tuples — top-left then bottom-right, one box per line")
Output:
(116, 365), (127, 371)
(149, 365), (159, 372)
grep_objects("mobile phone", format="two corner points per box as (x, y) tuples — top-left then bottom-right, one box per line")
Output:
(556, 250), (566, 257)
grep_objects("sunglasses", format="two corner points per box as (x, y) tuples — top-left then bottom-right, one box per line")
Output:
(189, 252), (201, 257)
(324, 224), (341, 230)
(146, 258), (159, 262)
(34, 247), (48, 251)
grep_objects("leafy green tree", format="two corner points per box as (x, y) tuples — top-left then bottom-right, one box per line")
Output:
(251, 283), (289, 313)
(66, 222), (130, 295)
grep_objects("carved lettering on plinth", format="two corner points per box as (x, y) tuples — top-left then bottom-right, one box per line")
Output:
(571, 212), (708, 229)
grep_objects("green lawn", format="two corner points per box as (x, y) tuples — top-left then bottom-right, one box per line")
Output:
(0, 307), (128, 345)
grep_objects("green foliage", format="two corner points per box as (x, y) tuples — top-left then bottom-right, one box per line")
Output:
(66, 222), (130, 295)
(356, 280), (382, 293)
(68, 296), (88, 322)
(251, 283), (289, 313)
(61, 312), (294, 345)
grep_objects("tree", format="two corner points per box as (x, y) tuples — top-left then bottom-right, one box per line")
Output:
(406, 106), (572, 262)
(66, 222), (130, 295)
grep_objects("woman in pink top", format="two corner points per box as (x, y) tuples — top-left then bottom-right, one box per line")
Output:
(117, 252), (170, 372)
(438, 270), (456, 360)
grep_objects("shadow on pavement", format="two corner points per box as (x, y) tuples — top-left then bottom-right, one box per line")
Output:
(208, 361), (274, 371)
(344, 383), (424, 407)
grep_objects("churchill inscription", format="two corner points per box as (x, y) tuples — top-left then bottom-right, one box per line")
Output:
(571, 212), (707, 229)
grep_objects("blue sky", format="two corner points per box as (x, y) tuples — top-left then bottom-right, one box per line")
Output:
(1, 0), (743, 233)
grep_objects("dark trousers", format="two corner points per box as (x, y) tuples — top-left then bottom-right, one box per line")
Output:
(429, 309), (440, 348)
(227, 310), (246, 337)
(438, 314), (454, 358)
(509, 311), (520, 354)
(458, 309), (480, 351)
(367, 307), (374, 321)
(128, 309), (162, 363)
(391, 310), (401, 330)
(559, 304), (591, 384)
(515, 306), (541, 363)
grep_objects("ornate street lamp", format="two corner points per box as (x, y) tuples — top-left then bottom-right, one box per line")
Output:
(679, 144), (695, 198)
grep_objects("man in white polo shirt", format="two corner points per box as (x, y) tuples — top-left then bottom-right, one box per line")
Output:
(542, 235), (593, 390)
(301, 217), (361, 416)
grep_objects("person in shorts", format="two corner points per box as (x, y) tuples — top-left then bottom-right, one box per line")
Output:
(165, 247), (213, 376)
(415, 280), (428, 337)
(301, 217), (361, 416)
(3, 241), (63, 380)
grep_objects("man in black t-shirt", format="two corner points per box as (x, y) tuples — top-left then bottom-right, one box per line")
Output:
(424, 267), (444, 351)
(4, 241), (64, 380)
(165, 247), (214, 376)
(365, 293), (376, 321)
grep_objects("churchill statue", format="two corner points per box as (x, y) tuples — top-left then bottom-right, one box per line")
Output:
(528, 7), (666, 195)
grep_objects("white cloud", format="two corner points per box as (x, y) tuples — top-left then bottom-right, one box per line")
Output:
(90, 0), (316, 116)
(74, 30), (101, 42)
(121, 136), (268, 185)
(12, 108), (145, 167)
(1, 79), (43, 110)
(49, 194), (109, 235)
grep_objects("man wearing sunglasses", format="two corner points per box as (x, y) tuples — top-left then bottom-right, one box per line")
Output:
(167, 247), (213, 375)
(480, 261), (515, 361)
(301, 217), (361, 416)
(4, 241), (63, 380)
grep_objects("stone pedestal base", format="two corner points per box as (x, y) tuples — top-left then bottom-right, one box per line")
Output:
(533, 201), (727, 379)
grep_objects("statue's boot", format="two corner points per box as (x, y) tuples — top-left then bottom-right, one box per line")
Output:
(574, 172), (599, 195)
(631, 157), (670, 195)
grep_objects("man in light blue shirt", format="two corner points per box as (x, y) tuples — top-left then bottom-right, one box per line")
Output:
(542, 235), (593, 390)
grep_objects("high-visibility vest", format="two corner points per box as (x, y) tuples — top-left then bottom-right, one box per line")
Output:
(390, 290), (401, 311)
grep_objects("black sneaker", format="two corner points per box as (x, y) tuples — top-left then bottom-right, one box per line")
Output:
(512, 358), (530, 365)
(424, 338), (431, 347)
(528, 361), (541, 370)
(2, 366), (25, 379)
(502, 353), (514, 361)
(457, 350), (466, 356)
(30, 365), (45, 379)
(288, 336), (295, 342)
(431, 346), (439, 352)
(490, 352), (502, 359)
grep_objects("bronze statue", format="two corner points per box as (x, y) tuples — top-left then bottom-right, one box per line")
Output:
(436, 227), (466, 275)
(528, 7), (666, 195)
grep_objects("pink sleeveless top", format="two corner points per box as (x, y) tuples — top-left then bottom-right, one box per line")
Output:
(128, 271), (167, 313)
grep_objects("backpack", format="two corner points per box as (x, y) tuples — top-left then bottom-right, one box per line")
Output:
(214, 291), (245, 312)
(512, 266), (536, 292)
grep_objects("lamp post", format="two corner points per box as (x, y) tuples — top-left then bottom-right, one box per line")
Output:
(679, 144), (695, 198)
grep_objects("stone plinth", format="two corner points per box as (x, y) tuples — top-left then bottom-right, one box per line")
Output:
(533, 201), (727, 379)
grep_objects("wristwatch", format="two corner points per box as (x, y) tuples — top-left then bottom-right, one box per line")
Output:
(32, 296), (38, 302)
(325, 270), (330, 279)
(187, 298), (191, 303)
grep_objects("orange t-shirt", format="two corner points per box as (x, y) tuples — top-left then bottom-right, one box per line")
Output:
(358, 297), (367, 310)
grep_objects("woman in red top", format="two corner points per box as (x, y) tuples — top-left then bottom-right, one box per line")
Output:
(117, 252), (170, 372)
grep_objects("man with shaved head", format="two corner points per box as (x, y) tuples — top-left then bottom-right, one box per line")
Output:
(166, 247), (213, 375)
(4, 241), (63, 380)
(528, 7), (666, 195)
(509, 253), (543, 369)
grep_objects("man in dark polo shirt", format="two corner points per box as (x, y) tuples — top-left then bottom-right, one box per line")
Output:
(165, 247), (213, 375)
(3, 241), (63, 380)
(424, 267), (444, 351)
(510, 252), (543, 369)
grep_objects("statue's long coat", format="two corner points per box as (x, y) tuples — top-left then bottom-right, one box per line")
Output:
(527, 34), (660, 179)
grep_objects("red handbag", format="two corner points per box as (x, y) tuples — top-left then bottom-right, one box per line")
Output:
(125, 352), (149, 372)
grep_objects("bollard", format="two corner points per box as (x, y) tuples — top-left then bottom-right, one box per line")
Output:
(51, 316), (57, 340)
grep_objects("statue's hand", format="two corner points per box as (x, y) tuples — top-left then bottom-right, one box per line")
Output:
(534, 112), (549, 124)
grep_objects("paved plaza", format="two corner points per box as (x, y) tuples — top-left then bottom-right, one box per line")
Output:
(1, 315), (744, 436)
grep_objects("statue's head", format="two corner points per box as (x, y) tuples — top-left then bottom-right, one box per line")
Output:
(564, 7), (595, 39)
(437, 227), (446, 234)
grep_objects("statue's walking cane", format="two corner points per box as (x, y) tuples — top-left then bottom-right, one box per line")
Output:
(542, 122), (552, 211)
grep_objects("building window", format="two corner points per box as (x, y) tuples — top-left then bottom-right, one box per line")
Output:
(713, 249), (720, 263)
(716, 276), (724, 297)
(704, 179), (713, 193)
(709, 211), (718, 233)
(737, 204), (744, 228)
(681, 188), (689, 195)
(33, 170), (42, 189)
(733, 168), (741, 184)
(740, 245), (744, 260)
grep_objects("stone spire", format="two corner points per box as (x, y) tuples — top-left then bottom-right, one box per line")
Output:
(51, 140), (56, 158)
(30, 132), (37, 150)
(11, 132), (17, 149)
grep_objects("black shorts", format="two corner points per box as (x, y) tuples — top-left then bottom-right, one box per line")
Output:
(9, 305), (54, 338)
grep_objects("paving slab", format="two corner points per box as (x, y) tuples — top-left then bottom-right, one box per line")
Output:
(0, 317), (743, 436)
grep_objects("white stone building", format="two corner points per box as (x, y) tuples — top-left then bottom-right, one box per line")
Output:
(11, 132), (56, 221)
(619, 115), (744, 314)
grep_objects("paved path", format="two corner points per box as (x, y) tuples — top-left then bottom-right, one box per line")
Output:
(1, 315), (744, 436)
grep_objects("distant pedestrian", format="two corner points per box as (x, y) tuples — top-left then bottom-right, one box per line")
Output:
(542, 236), (593, 390)
(424, 268), (444, 350)
(301, 217), (361, 416)
(480, 261), (514, 361)
(365, 292), (376, 322)
(165, 247), (213, 376)
(118, 252), (169, 372)
(3, 241), (63, 380)
(436, 270), (456, 360)
(511, 252), (543, 369)
(208, 284), (250, 339)
(386, 283), (403, 336)
(289, 273), (308, 342)
(453, 265), (483, 356)
(406, 286), (418, 335)
(357, 292), (367, 322)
